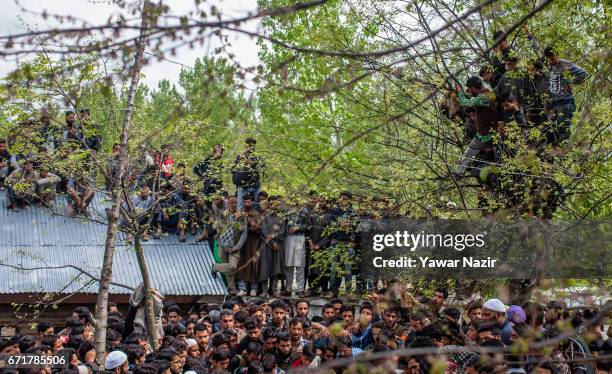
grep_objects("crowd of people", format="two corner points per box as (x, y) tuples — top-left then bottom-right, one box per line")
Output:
(0, 108), (101, 215)
(442, 26), (587, 217)
(0, 107), (395, 298)
(0, 23), (606, 374)
(1, 288), (610, 373)
(0, 25), (589, 249)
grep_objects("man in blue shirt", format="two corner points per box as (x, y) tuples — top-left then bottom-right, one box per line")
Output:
(482, 298), (513, 345)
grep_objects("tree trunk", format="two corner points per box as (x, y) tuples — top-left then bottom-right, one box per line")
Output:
(93, 0), (152, 364)
(508, 221), (548, 305)
(134, 236), (159, 350)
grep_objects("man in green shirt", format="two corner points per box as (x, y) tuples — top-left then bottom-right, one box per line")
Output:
(455, 77), (500, 176)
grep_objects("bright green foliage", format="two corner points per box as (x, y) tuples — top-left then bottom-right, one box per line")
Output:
(0, 0), (609, 297)
(254, 0), (610, 222)
(0, 55), (255, 191)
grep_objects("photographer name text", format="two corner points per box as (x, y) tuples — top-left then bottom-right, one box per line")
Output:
(372, 256), (497, 268)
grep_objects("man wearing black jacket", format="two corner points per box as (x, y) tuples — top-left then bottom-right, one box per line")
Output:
(194, 144), (224, 202)
(80, 108), (103, 152)
(324, 191), (356, 297)
(232, 138), (265, 210)
(490, 31), (512, 88)
(236, 317), (262, 354)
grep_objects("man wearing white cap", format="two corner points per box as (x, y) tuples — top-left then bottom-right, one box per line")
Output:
(482, 298), (513, 345)
(186, 338), (201, 359)
(104, 350), (129, 374)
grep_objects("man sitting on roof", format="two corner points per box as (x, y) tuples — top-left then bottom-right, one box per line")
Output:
(5, 160), (36, 211)
(157, 181), (188, 242)
(126, 184), (156, 241)
(32, 165), (61, 207)
(67, 174), (94, 217)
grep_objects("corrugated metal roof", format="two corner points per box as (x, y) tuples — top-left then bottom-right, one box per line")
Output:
(0, 191), (227, 296)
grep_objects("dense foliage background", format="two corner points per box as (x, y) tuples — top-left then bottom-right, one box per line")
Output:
(2, 0), (609, 222)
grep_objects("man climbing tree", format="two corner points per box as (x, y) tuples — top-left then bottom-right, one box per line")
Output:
(454, 77), (500, 177)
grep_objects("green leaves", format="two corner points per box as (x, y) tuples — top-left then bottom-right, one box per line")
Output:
(252, 0), (610, 224)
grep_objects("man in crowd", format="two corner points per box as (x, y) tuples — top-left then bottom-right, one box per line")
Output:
(212, 195), (247, 295)
(37, 109), (61, 152)
(325, 191), (356, 296)
(431, 287), (448, 315)
(156, 143), (175, 180)
(194, 323), (211, 362)
(283, 199), (310, 297)
(490, 30), (513, 87)
(305, 194), (330, 296)
(258, 194), (285, 297)
(194, 143), (224, 202)
(482, 298), (513, 346)
(32, 165), (61, 206)
(454, 76), (500, 176)
(236, 193), (263, 296)
(543, 45), (587, 145)
(1, 282), (608, 374)
(104, 351), (129, 374)
(67, 172), (94, 217)
(157, 182), (189, 242)
(126, 184), (155, 241)
(5, 160), (36, 211)
(0, 139), (11, 191)
(79, 108), (102, 152)
(232, 138), (265, 210)
(63, 110), (81, 144)
(170, 162), (192, 191)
